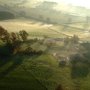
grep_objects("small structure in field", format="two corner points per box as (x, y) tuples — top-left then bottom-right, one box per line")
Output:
(52, 52), (70, 66)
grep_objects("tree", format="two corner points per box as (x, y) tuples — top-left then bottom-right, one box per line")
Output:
(64, 37), (70, 45)
(64, 35), (79, 45)
(19, 30), (29, 41)
(71, 35), (79, 44)
(0, 26), (10, 43)
(10, 32), (17, 43)
(16, 32), (21, 41)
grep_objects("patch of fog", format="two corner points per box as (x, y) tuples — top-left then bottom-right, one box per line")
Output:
(42, 24), (53, 28)
(0, 19), (55, 37)
(0, 19), (54, 33)
(84, 30), (90, 36)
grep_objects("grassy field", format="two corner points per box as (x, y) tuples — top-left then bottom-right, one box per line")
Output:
(0, 19), (90, 40)
(0, 54), (61, 90)
(0, 53), (90, 90)
(0, 19), (90, 90)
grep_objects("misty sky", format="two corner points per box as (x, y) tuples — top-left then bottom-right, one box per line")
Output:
(31, 0), (90, 9)
(0, 0), (90, 9)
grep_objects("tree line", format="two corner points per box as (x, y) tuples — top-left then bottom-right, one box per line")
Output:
(0, 26), (43, 56)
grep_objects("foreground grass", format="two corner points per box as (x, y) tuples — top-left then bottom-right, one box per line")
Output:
(0, 54), (58, 90)
(0, 53), (90, 90)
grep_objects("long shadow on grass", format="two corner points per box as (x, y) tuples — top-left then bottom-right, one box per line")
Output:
(0, 54), (39, 78)
(0, 54), (48, 90)
(0, 57), (11, 68)
(0, 43), (43, 79)
(70, 43), (90, 79)
(69, 43), (90, 90)
(0, 44), (13, 68)
(0, 55), (25, 78)
(71, 60), (89, 79)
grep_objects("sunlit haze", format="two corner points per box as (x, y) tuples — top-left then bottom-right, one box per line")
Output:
(45, 0), (90, 8)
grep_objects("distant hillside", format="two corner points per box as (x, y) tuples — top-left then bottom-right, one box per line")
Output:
(0, 11), (15, 20)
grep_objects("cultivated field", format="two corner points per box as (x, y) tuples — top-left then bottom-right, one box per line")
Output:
(0, 19), (90, 41)
(0, 19), (90, 90)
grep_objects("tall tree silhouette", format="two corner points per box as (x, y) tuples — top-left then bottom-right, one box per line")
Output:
(10, 32), (17, 43)
(19, 30), (28, 41)
(0, 26), (10, 43)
